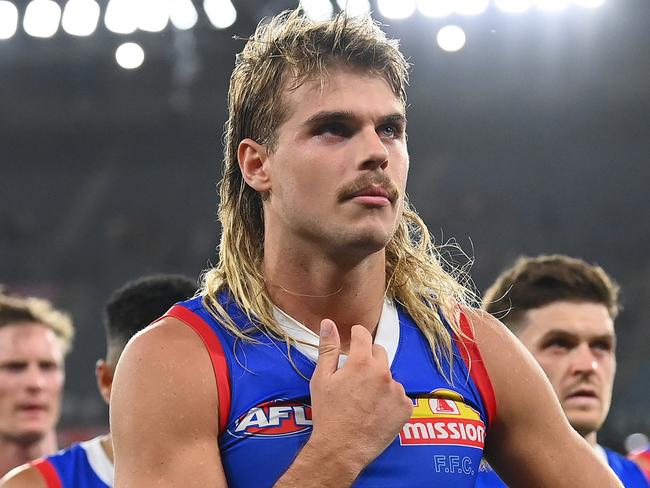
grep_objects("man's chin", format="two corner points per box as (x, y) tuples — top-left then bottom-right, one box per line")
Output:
(6, 428), (48, 446)
(566, 413), (604, 438)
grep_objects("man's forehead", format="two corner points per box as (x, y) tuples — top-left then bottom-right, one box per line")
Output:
(521, 300), (615, 338)
(282, 66), (404, 115)
(0, 323), (63, 356)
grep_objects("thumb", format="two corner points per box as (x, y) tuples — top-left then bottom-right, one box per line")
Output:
(313, 319), (341, 378)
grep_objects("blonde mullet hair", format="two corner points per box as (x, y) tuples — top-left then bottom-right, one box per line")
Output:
(202, 8), (474, 374)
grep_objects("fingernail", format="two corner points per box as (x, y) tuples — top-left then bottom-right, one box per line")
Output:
(320, 321), (332, 338)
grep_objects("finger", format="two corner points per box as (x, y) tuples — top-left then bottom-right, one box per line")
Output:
(313, 319), (341, 379)
(372, 343), (389, 369)
(348, 324), (373, 361)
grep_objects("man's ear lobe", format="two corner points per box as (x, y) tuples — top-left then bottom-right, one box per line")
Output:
(238, 138), (271, 192)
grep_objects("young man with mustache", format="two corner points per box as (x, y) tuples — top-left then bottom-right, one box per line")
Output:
(110, 10), (623, 487)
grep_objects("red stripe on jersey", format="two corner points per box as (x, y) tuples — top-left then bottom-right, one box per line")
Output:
(163, 304), (231, 436)
(31, 459), (63, 488)
(454, 311), (497, 428)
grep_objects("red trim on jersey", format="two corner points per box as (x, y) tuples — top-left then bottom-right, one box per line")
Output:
(31, 459), (63, 488)
(163, 304), (231, 436)
(455, 311), (497, 428)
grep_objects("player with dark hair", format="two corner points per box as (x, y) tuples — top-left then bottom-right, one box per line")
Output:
(111, 9), (622, 487)
(0, 293), (74, 478)
(476, 255), (648, 487)
(0, 274), (197, 488)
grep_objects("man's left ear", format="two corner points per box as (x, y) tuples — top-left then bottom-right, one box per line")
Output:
(238, 138), (271, 192)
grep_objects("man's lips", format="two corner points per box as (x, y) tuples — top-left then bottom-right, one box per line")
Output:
(16, 403), (48, 413)
(349, 185), (396, 204)
(565, 388), (599, 401)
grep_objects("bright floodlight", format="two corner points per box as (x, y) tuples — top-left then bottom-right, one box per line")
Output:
(204, 0), (237, 29)
(378, 0), (416, 19)
(300, 0), (332, 21)
(24, 0), (61, 38)
(336, 0), (371, 17)
(138, 0), (169, 33)
(62, 0), (100, 37)
(0, 1), (18, 40)
(436, 25), (466, 52)
(535, 0), (570, 11)
(170, 0), (198, 30)
(105, 0), (137, 34)
(495, 0), (533, 13)
(456, 0), (489, 15)
(417, 0), (454, 18)
(116, 42), (144, 69)
(573, 0), (606, 7)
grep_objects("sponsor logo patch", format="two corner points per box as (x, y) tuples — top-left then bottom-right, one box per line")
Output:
(230, 399), (313, 438)
(399, 389), (486, 449)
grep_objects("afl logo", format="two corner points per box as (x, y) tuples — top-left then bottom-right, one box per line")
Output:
(230, 400), (313, 438)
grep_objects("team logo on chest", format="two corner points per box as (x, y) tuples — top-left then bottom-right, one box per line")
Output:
(230, 399), (313, 438)
(399, 389), (486, 449)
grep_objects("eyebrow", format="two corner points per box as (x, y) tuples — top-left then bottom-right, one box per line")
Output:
(303, 111), (406, 127)
(540, 329), (615, 342)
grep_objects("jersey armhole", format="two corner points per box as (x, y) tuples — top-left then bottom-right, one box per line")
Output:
(161, 304), (232, 436)
(30, 459), (63, 488)
(454, 311), (497, 429)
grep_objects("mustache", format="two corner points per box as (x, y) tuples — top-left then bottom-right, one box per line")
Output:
(336, 172), (400, 203)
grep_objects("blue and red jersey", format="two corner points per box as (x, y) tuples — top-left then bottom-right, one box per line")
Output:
(31, 436), (113, 488)
(165, 293), (495, 487)
(475, 446), (650, 488)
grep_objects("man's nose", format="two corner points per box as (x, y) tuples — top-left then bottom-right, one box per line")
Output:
(357, 127), (389, 170)
(571, 343), (598, 375)
(24, 364), (46, 391)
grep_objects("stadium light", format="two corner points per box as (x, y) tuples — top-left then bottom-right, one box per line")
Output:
(137, 0), (169, 33)
(336, 0), (371, 17)
(300, 0), (333, 21)
(204, 0), (237, 29)
(62, 0), (100, 37)
(456, 0), (489, 16)
(23, 0), (61, 38)
(0, 1), (18, 40)
(116, 42), (144, 69)
(437, 25), (466, 52)
(494, 0), (533, 13)
(170, 0), (198, 30)
(535, 0), (570, 12)
(105, 0), (137, 34)
(417, 0), (454, 18)
(377, 0), (416, 19)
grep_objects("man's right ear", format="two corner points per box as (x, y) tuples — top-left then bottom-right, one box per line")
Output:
(238, 138), (271, 192)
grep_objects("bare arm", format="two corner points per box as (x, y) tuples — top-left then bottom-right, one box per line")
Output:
(0, 465), (47, 488)
(470, 309), (622, 488)
(110, 318), (227, 488)
(111, 318), (412, 488)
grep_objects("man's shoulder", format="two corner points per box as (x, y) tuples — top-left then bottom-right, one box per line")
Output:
(0, 463), (47, 488)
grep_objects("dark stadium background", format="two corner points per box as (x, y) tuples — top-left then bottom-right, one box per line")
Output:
(1, 0), (648, 450)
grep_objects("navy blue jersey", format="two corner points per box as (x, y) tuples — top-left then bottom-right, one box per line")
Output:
(32, 436), (113, 488)
(475, 446), (649, 488)
(165, 293), (495, 487)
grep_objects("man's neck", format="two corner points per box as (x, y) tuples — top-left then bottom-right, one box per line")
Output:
(0, 430), (57, 478)
(264, 249), (387, 351)
(584, 431), (598, 448)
